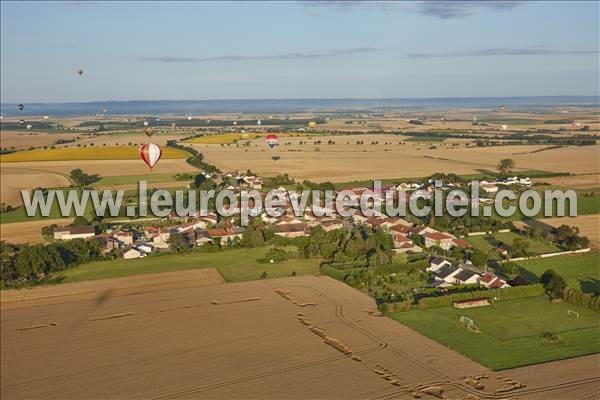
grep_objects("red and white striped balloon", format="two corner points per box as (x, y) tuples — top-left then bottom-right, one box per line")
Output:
(139, 143), (162, 170)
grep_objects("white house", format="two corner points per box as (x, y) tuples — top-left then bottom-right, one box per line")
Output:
(427, 256), (452, 272)
(424, 231), (455, 250)
(452, 269), (480, 285)
(123, 247), (145, 259)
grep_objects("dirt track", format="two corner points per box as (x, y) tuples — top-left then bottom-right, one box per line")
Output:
(1, 273), (598, 399)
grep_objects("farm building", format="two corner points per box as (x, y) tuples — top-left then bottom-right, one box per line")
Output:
(53, 226), (95, 240)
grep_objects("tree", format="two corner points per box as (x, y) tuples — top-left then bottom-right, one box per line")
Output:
(470, 248), (487, 266)
(497, 158), (515, 176)
(501, 261), (520, 279)
(511, 238), (529, 257)
(540, 269), (567, 299)
(167, 232), (191, 253)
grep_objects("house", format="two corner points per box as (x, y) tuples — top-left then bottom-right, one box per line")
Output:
(53, 226), (95, 240)
(427, 256), (452, 272)
(435, 266), (462, 284)
(390, 224), (413, 237)
(273, 223), (309, 238)
(153, 228), (172, 243)
(123, 247), (145, 259)
(321, 220), (344, 232)
(452, 238), (471, 248)
(392, 236), (422, 253)
(424, 231), (455, 250)
(495, 246), (509, 257)
(366, 217), (386, 229)
(208, 228), (243, 245)
(112, 231), (133, 246)
(480, 183), (498, 193)
(195, 230), (212, 246)
(479, 272), (510, 289)
(144, 225), (160, 239)
(136, 243), (154, 254)
(479, 273), (497, 288)
(452, 269), (480, 285)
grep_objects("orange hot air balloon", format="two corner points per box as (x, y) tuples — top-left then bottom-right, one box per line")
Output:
(139, 143), (162, 170)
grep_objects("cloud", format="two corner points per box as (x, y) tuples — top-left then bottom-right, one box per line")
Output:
(301, 1), (522, 19)
(138, 47), (379, 63)
(406, 46), (600, 59)
(416, 1), (521, 19)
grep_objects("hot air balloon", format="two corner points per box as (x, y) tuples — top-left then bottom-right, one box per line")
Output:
(18, 119), (25, 125)
(26, 124), (32, 130)
(139, 143), (162, 170)
(187, 116), (192, 121)
(77, 69), (84, 77)
(155, 118), (161, 122)
(266, 134), (279, 149)
(257, 120), (262, 126)
(308, 121), (316, 128)
(143, 120), (149, 126)
(43, 115), (50, 120)
(18, 104), (24, 111)
(144, 127), (155, 137)
(233, 121), (237, 125)
(206, 119), (211, 124)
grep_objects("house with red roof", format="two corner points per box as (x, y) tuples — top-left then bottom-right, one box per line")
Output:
(424, 231), (455, 250)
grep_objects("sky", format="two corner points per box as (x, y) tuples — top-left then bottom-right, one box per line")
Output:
(1, 1), (598, 102)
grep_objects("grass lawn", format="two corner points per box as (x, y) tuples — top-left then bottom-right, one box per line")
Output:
(517, 252), (600, 294)
(93, 173), (184, 186)
(467, 231), (559, 256)
(391, 296), (600, 370)
(57, 247), (321, 283)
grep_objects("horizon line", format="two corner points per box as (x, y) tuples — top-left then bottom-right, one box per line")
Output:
(2, 94), (599, 106)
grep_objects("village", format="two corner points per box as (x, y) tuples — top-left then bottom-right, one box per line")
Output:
(50, 171), (542, 291)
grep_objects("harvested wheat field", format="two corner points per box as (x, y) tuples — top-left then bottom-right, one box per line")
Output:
(537, 173), (600, 190)
(0, 131), (81, 150)
(196, 135), (599, 181)
(540, 214), (600, 250)
(2, 274), (598, 399)
(0, 165), (72, 206)
(0, 218), (72, 244)
(0, 159), (198, 177)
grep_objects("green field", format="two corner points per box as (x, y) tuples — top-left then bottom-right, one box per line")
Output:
(93, 173), (186, 186)
(491, 189), (600, 222)
(391, 296), (600, 370)
(57, 247), (321, 283)
(517, 252), (600, 294)
(467, 231), (559, 256)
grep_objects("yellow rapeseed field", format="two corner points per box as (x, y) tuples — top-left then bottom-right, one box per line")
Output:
(183, 133), (259, 144)
(0, 146), (188, 162)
